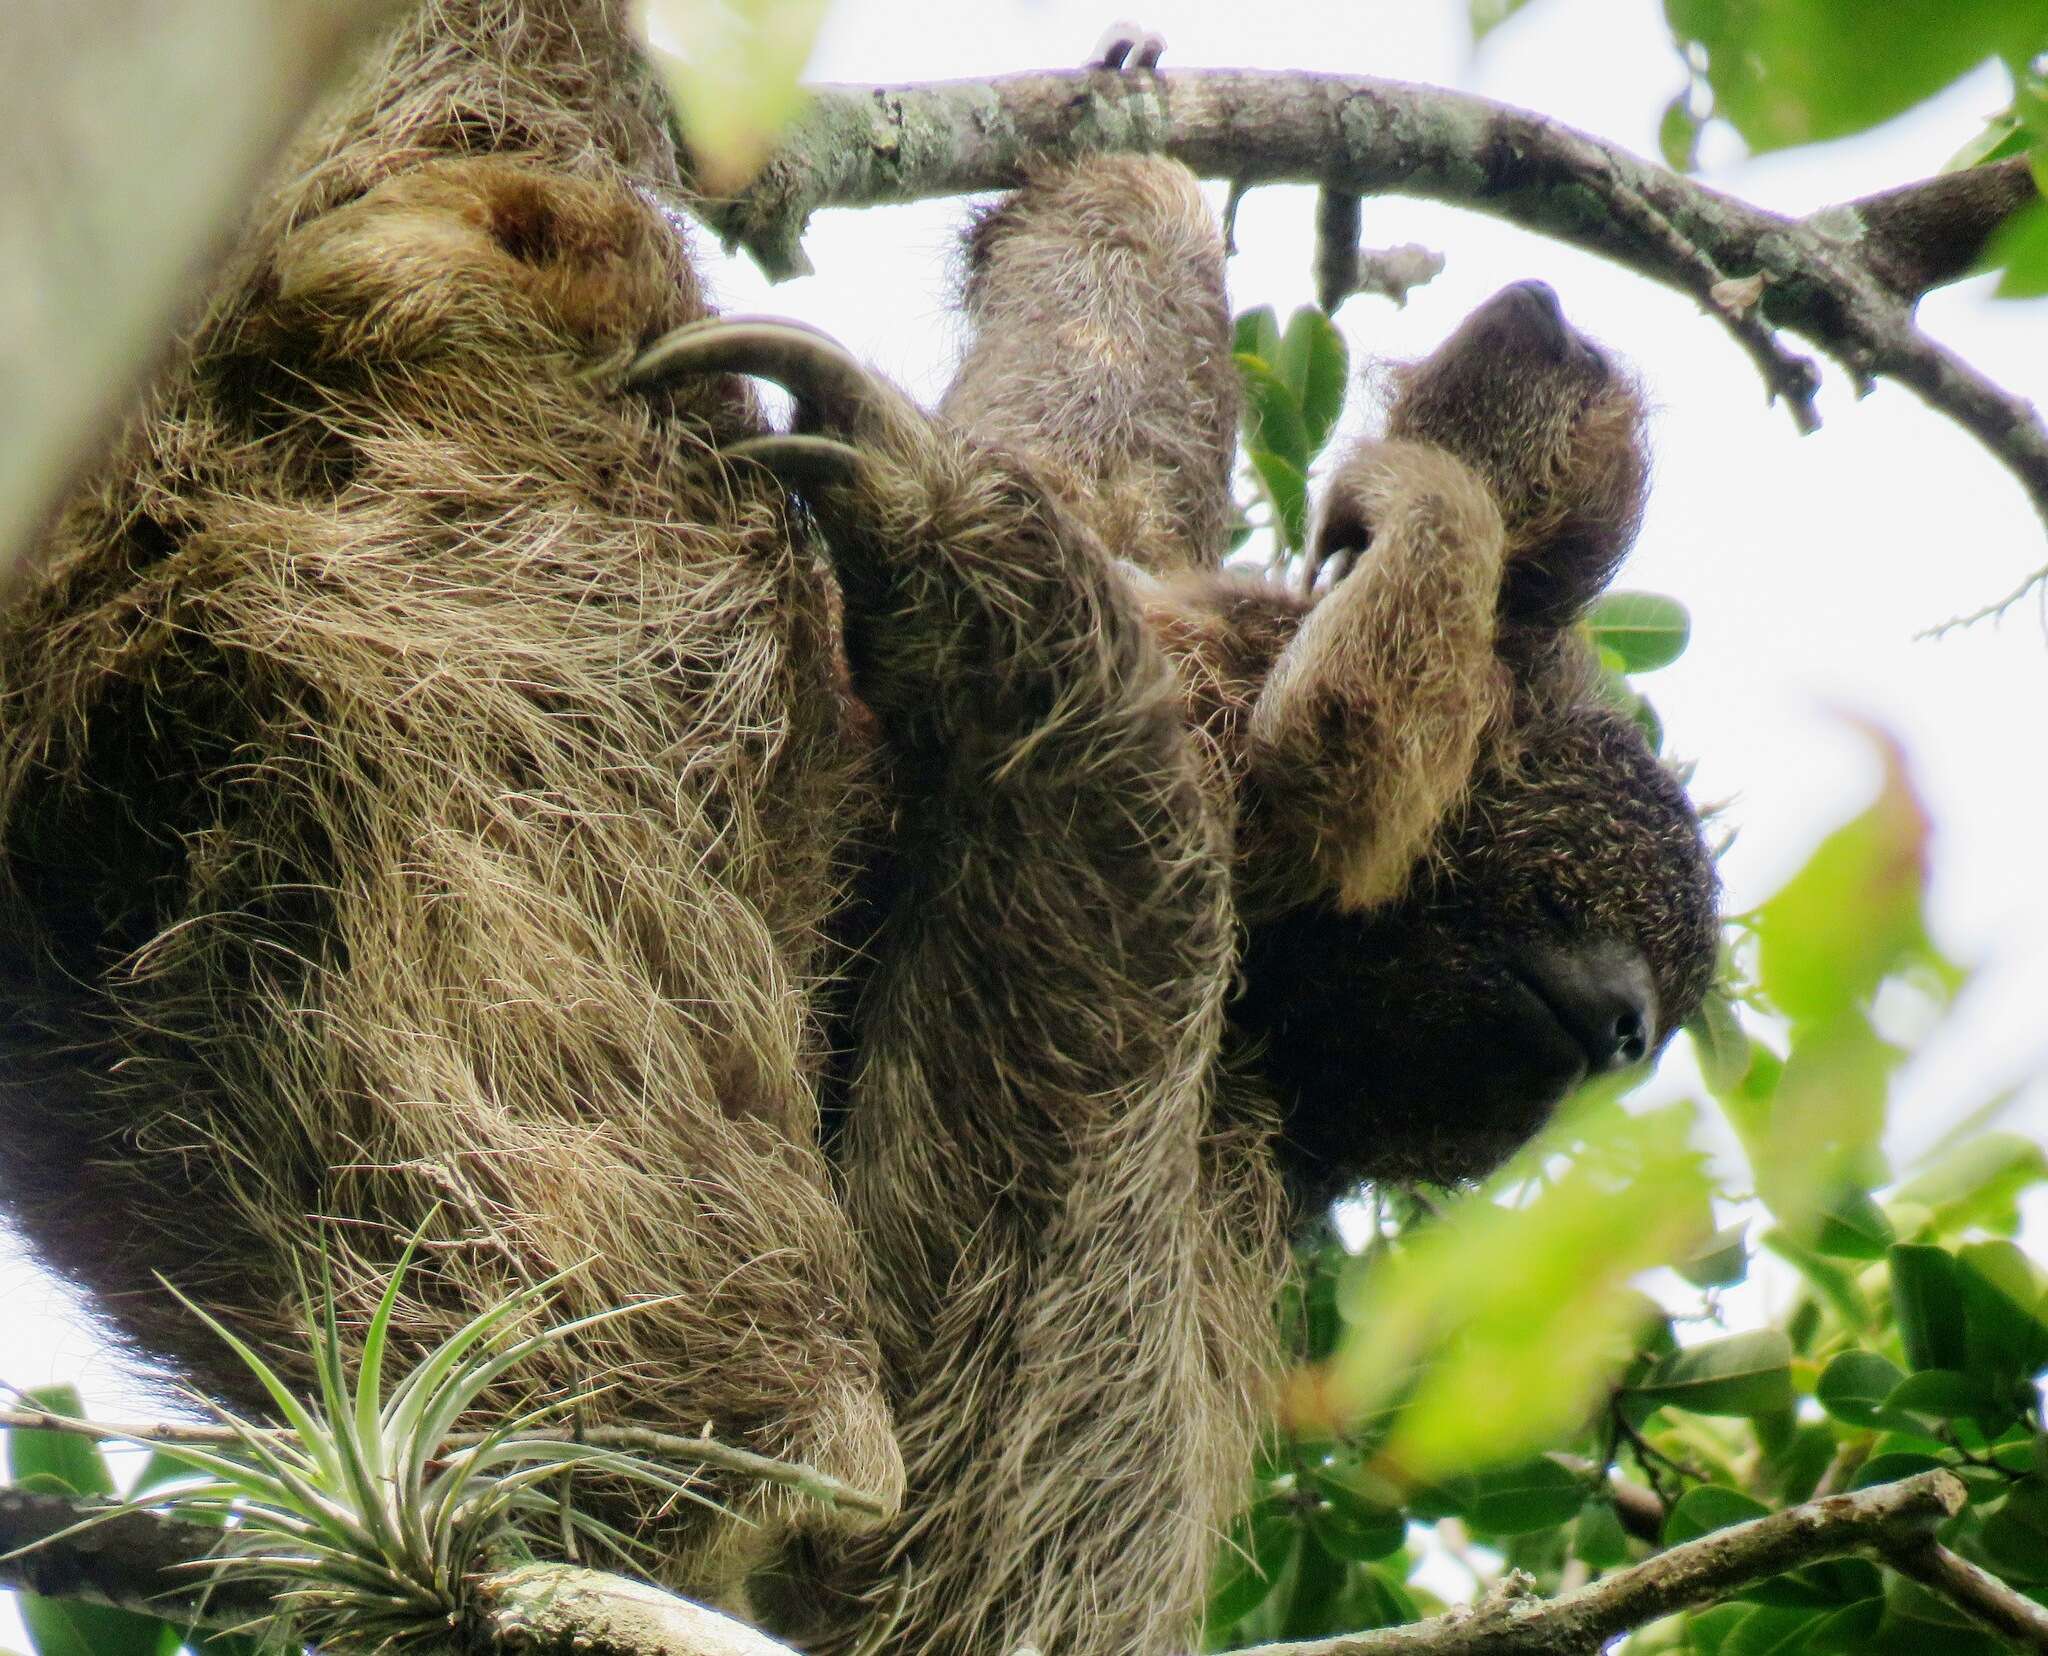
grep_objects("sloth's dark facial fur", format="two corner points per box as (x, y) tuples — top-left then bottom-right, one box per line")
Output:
(1231, 281), (1718, 1215)
(1233, 688), (1719, 1212)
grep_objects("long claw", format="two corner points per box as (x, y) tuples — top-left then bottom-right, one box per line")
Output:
(626, 316), (882, 429)
(727, 434), (865, 495)
(1087, 19), (1165, 70)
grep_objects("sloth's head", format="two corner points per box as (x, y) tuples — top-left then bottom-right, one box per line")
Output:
(1234, 281), (1716, 1213)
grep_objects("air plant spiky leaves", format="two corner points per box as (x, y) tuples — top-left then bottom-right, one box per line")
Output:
(137, 1241), (711, 1653)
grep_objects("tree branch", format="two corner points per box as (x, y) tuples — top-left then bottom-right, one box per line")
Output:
(1223, 1469), (1969, 1655)
(703, 69), (2047, 551)
(6, 1470), (2015, 1656)
(1, 1488), (801, 1656)
(1883, 1539), (2048, 1655)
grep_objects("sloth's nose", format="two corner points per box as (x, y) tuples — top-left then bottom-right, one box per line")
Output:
(1514, 937), (1658, 1073)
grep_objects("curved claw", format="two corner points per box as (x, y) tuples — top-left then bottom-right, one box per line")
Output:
(1089, 19), (1166, 70)
(626, 316), (885, 430)
(727, 434), (866, 496)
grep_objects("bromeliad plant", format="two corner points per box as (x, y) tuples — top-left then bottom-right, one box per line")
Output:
(17, 1235), (711, 1654)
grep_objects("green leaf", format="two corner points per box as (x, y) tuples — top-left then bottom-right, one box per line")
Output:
(1815, 1351), (1909, 1429)
(1665, 0), (2048, 152)
(1852, 1450), (1945, 1488)
(1207, 1497), (1298, 1629)
(1800, 1598), (1886, 1651)
(1235, 305), (1282, 366)
(1470, 0), (1538, 43)
(1687, 989), (1753, 1097)
(1980, 1475), (2048, 1582)
(1587, 591), (1692, 673)
(1659, 90), (1703, 170)
(1238, 357), (1311, 475)
(1663, 1483), (1772, 1546)
(1756, 734), (1934, 1026)
(1805, 1183), (1896, 1260)
(1274, 307), (1351, 458)
(1891, 1244), (1970, 1372)
(1624, 1330), (1795, 1419)
(1719, 1603), (1823, 1655)
(643, 0), (828, 194)
(1988, 195), (2048, 298)
(1956, 1240), (2048, 1385)
(16, 1601), (178, 1656)
(1884, 1367), (2012, 1428)
(1573, 1496), (1631, 1568)
(1676, 1220), (1751, 1289)
(1431, 1455), (1586, 1535)
(1304, 1465), (1406, 1561)
(4, 1386), (115, 1498)
(1763, 1228), (1873, 1330)
(1247, 448), (1311, 553)
(1894, 1133), (2048, 1236)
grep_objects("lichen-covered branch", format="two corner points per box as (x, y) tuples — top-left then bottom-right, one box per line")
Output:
(704, 70), (2047, 549)
(1883, 1539), (2048, 1655)
(0, 1489), (801, 1656)
(8, 1469), (2028, 1656)
(1224, 1469), (1971, 1656)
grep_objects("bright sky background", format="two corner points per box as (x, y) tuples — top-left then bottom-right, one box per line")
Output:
(4, 2), (2046, 1646)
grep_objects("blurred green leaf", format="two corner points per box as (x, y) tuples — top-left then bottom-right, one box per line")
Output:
(1623, 1330), (1795, 1419)
(1659, 90), (1704, 170)
(1676, 1220), (1751, 1289)
(1815, 1350), (1909, 1429)
(1239, 358), (1312, 476)
(1664, 0), (2048, 152)
(1980, 1475), (2048, 1582)
(1427, 1456), (1586, 1535)
(1304, 1465), (1407, 1561)
(1852, 1449), (1946, 1487)
(1274, 308), (1351, 459)
(1756, 732), (1934, 1027)
(1895, 1133), (2048, 1237)
(1764, 1228), (1874, 1329)
(1235, 305), (1283, 366)
(1885, 1367), (2012, 1427)
(1688, 989), (1753, 1096)
(1892, 1244), (1970, 1371)
(1247, 449), (1311, 553)
(1320, 1104), (1709, 1476)
(4, 1390), (181, 1656)
(1956, 1240), (2048, 1384)
(1987, 192), (2048, 297)
(1806, 1183), (1896, 1260)
(1588, 591), (1692, 673)
(1207, 1496), (1298, 1629)
(5, 1386), (114, 1499)
(1574, 1495), (1631, 1568)
(1663, 1483), (1771, 1545)
(642, 0), (827, 193)
(1470, 0), (1539, 43)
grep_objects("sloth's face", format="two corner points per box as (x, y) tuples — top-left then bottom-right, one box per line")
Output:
(1229, 695), (1719, 1214)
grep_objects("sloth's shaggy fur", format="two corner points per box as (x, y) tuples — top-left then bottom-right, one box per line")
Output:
(0, 0), (900, 1603)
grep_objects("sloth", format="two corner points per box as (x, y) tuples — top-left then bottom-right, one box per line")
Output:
(954, 150), (1720, 1214)
(0, 8), (1717, 1656)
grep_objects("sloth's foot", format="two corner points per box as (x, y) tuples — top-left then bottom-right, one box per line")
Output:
(1089, 19), (1166, 70)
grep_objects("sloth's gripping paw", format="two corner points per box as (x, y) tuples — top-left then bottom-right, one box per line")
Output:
(1090, 20), (1167, 70)
(627, 314), (929, 495)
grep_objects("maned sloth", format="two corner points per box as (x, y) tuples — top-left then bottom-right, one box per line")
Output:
(0, 8), (1717, 1656)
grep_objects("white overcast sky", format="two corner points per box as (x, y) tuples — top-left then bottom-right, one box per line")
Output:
(4, 4), (2045, 1641)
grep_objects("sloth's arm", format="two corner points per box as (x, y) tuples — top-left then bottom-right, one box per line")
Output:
(940, 154), (1241, 574)
(630, 298), (1241, 1655)
(1243, 439), (1513, 915)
